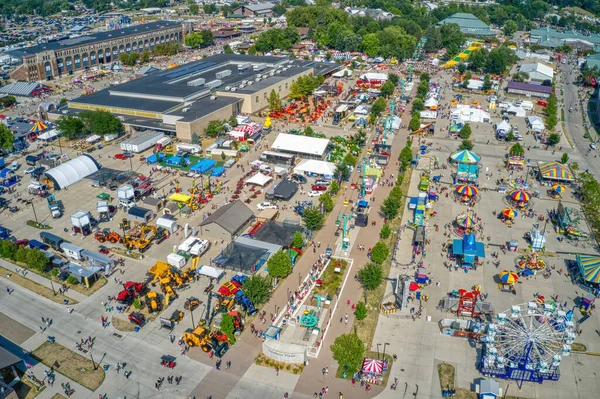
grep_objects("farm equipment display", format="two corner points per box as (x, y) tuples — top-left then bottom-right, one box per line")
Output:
(128, 312), (146, 326)
(145, 291), (161, 313)
(116, 281), (145, 304)
(184, 297), (200, 311)
(94, 229), (122, 244)
(169, 309), (184, 323)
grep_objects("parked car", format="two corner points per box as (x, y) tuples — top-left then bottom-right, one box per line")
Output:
(294, 205), (305, 216)
(24, 166), (35, 174)
(315, 180), (331, 186)
(115, 153), (133, 160)
(311, 185), (327, 191)
(307, 191), (324, 197)
(291, 174), (307, 184)
(256, 202), (278, 210)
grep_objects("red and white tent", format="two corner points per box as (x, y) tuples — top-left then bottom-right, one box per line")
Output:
(362, 358), (384, 374)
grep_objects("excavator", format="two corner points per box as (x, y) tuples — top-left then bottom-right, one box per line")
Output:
(145, 291), (161, 313)
(123, 235), (150, 252)
(94, 229), (122, 244)
(184, 297), (200, 311)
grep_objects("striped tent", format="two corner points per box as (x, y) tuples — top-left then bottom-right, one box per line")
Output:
(29, 121), (47, 133)
(577, 255), (600, 284)
(538, 162), (574, 181)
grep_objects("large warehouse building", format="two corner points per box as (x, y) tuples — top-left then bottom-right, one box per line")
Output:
(56, 54), (338, 141)
(8, 21), (184, 81)
(437, 13), (496, 37)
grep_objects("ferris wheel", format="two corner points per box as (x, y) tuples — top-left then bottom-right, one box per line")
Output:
(479, 302), (576, 388)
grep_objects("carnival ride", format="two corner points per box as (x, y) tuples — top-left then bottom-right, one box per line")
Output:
(516, 253), (546, 271)
(480, 302), (575, 388)
(335, 213), (352, 251)
(454, 212), (478, 237)
(497, 270), (518, 294)
(508, 189), (532, 209)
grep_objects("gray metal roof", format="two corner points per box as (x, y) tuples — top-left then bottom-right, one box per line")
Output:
(0, 82), (44, 96)
(0, 346), (22, 370)
(438, 13), (496, 36)
(479, 378), (500, 395)
(8, 21), (181, 59)
(200, 200), (254, 234)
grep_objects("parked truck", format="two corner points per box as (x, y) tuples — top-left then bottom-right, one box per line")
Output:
(120, 131), (165, 153)
(47, 195), (63, 218)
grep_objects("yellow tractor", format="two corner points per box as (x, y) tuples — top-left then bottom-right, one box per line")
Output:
(120, 218), (131, 230)
(215, 295), (235, 313)
(146, 291), (161, 313)
(123, 235), (150, 252)
(184, 297), (200, 311)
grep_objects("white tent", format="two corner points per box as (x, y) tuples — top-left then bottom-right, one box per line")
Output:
(527, 116), (545, 132)
(156, 216), (179, 233)
(246, 172), (273, 186)
(451, 106), (490, 123)
(294, 159), (336, 177)
(391, 116), (402, 130)
(496, 120), (511, 133)
(86, 134), (101, 143)
(197, 265), (225, 281)
(332, 68), (353, 78)
(424, 97), (438, 108)
(38, 129), (58, 141)
(466, 79), (484, 91)
(354, 104), (370, 115)
(44, 154), (100, 190)
(271, 133), (329, 158)
(507, 105), (526, 117)
(359, 72), (388, 81)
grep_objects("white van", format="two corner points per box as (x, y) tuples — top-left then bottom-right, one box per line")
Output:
(176, 143), (202, 154)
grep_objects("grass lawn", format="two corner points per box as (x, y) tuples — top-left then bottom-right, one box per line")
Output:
(437, 362), (455, 390)
(314, 258), (348, 299)
(51, 394), (68, 399)
(572, 342), (587, 352)
(32, 341), (105, 391)
(0, 266), (76, 305)
(111, 316), (137, 332)
(353, 169), (411, 346)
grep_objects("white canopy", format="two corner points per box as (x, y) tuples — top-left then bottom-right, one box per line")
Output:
(391, 116), (402, 130)
(271, 133), (329, 157)
(496, 120), (511, 132)
(197, 265), (225, 281)
(360, 72), (388, 81)
(246, 172), (273, 186)
(86, 134), (101, 143)
(45, 155), (100, 190)
(507, 105), (526, 117)
(451, 106), (490, 123)
(38, 129), (58, 141)
(527, 116), (545, 132)
(294, 159), (336, 177)
(333, 68), (353, 78)
(424, 97), (438, 108)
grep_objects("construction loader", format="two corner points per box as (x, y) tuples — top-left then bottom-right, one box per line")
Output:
(184, 297), (200, 311)
(145, 291), (161, 313)
(94, 229), (122, 244)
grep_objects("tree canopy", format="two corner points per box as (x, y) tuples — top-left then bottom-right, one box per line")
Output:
(255, 27), (300, 52)
(242, 275), (271, 305)
(370, 241), (389, 264)
(185, 32), (204, 49)
(358, 262), (384, 291)
(0, 123), (14, 150)
(330, 333), (365, 374)
(79, 110), (122, 137)
(267, 250), (293, 278)
(302, 206), (325, 231)
(56, 115), (86, 140)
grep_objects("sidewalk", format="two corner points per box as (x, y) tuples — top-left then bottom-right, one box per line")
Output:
(0, 258), (88, 303)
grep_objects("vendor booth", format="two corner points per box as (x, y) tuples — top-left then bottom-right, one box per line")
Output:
(452, 233), (485, 268)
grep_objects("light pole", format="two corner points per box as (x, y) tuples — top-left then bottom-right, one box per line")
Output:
(189, 298), (196, 328)
(298, 272), (302, 285)
(376, 343), (381, 359)
(26, 200), (39, 224)
(50, 281), (56, 296)
(383, 342), (390, 360)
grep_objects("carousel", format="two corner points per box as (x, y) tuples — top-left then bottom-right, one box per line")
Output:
(497, 270), (518, 294)
(516, 252), (546, 272)
(455, 184), (479, 205)
(453, 212), (479, 237)
(498, 208), (518, 224)
(507, 189), (533, 209)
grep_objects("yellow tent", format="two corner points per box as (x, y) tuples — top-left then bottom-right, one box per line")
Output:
(169, 193), (192, 204)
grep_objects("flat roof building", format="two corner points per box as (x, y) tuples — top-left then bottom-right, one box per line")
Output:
(54, 54), (339, 141)
(530, 27), (600, 51)
(506, 81), (553, 99)
(9, 21), (183, 81)
(437, 13), (496, 37)
(232, 2), (275, 17)
(518, 62), (554, 83)
(271, 133), (330, 159)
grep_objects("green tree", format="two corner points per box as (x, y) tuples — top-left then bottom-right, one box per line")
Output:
(223, 44), (234, 54)
(189, 3), (199, 15)
(457, 63), (466, 74)
(247, 46), (257, 55)
(509, 143), (524, 157)
(119, 52), (139, 66)
(459, 140), (474, 151)
(228, 115), (238, 128)
(140, 51), (151, 63)
(56, 115), (86, 140)
(370, 241), (389, 264)
(302, 206), (325, 231)
(371, 97), (387, 117)
(220, 313), (236, 344)
(354, 302), (368, 320)
(380, 197), (400, 220)
(329, 180), (339, 195)
(342, 153), (357, 167)
(268, 89), (281, 111)
(318, 192), (334, 212)
(547, 133), (560, 146)
(0, 95), (16, 107)
(205, 120), (225, 137)
(560, 153), (569, 164)
(358, 262), (383, 291)
(411, 98), (424, 114)
(482, 75), (492, 91)
(388, 73), (399, 86)
(292, 231), (304, 248)
(468, 49), (487, 72)
(503, 20), (518, 36)
(380, 224), (392, 239)
(203, 3), (217, 14)
(79, 110), (122, 136)
(380, 81), (395, 98)
(409, 113), (421, 132)
(330, 333), (365, 374)
(243, 275), (271, 305)
(399, 141), (413, 171)
(185, 32), (204, 49)
(512, 71), (529, 82)
(0, 123), (14, 151)
(459, 123), (472, 140)
(25, 248), (49, 272)
(335, 164), (351, 181)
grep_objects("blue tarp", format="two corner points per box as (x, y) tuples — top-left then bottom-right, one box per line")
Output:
(0, 168), (13, 178)
(166, 156), (183, 166)
(210, 166), (225, 177)
(146, 153), (165, 164)
(190, 159), (217, 174)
